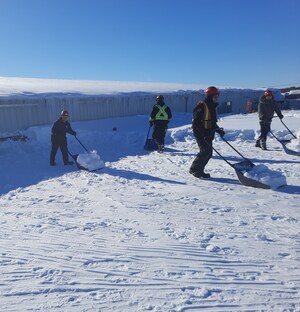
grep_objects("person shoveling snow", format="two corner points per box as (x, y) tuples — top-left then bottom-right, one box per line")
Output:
(76, 150), (105, 171)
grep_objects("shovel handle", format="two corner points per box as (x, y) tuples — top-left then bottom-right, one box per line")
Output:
(280, 119), (297, 139)
(221, 137), (255, 166)
(203, 139), (234, 168)
(145, 125), (152, 145)
(75, 136), (89, 152)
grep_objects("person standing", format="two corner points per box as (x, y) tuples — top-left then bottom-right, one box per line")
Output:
(149, 95), (172, 153)
(255, 90), (283, 150)
(50, 110), (77, 166)
(189, 86), (225, 179)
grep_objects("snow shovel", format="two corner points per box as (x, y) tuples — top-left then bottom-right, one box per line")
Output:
(67, 136), (90, 170)
(206, 138), (271, 189)
(144, 125), (158, 151)
(69, 136), (104, 171)
(268, 129), (300, 156)
(68, 151), (87, 170)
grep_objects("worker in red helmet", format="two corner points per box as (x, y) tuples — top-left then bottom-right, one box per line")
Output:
(149, 95), (172, 153)
(50, 110), (77, 166)
(189, 86), (225, 179)
(255, 90), (283, 150)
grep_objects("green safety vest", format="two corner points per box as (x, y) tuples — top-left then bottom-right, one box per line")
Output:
(154, 104), (169, 121)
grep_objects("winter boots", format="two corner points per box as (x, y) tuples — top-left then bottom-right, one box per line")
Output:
(189, 170), (211, 179)
(255, 139), (267, 150)
(157, 144), (164, 153)
(260, 139), (267, 150)
(261, 143), (267, 150)
(64, 161), (74, 165)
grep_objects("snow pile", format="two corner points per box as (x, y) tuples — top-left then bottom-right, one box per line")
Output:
(244, 164), (287, 189)
(170, 126), (194, 143)
(76, 150), (105, 171)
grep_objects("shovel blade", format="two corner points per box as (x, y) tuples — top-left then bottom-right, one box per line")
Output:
(232, 161), (271, 189)
(280, 142), (300, 156)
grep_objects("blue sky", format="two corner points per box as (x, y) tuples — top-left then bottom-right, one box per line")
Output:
(0, 0), (299, 88)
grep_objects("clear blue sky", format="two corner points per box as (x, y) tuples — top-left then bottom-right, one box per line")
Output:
(0, 0), (299, 88)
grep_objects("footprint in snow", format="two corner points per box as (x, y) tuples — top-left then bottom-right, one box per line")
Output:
(255, 234), (275, 242)
(278, 252), (291, 258)
(206, 245), (221, 253)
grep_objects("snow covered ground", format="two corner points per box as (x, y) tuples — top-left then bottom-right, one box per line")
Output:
(0, 110), (300, 311)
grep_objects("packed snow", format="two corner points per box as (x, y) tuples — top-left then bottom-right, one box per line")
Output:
(76, 150), (105, 171)
(244, 164), (287, 189)
(0, 110), (300, 311)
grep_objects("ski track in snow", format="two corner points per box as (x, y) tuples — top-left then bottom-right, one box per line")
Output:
(0, 112), (300, 311)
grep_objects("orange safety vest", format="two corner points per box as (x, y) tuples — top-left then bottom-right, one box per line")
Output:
(194, 101), (215, 129)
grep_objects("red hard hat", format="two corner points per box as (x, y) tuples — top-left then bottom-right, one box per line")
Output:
(156, 95), (164, 101)
(61, 110), (69, 116)
(205, 86), (220, 96)
(264, 90), (273, 97)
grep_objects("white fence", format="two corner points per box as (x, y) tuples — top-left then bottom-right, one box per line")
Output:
(0, 90), (263, 132)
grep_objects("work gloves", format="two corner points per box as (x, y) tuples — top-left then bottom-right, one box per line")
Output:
(216, 127), (225, 138)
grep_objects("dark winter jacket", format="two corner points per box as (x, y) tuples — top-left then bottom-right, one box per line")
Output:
(51, 117), (76, 140)
(258, 95), (283, 122)
(192, 98), (221, 139)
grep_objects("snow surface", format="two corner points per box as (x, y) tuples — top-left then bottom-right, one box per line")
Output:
(0, 110), (300, 311)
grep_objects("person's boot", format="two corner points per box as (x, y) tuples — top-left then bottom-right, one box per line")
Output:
(255, 140), (261, 148)
(189, 169), (210, 179)
(261, 140), (267, 150)
(64, 160), (74, 165)
(157, 144), (164, 153)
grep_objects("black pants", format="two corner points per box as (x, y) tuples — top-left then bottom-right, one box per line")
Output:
(152, 121), (168, 146)
(190, 136), (213, 173)
(257, 120), (271, 144)
(50, 135), (69, 164)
